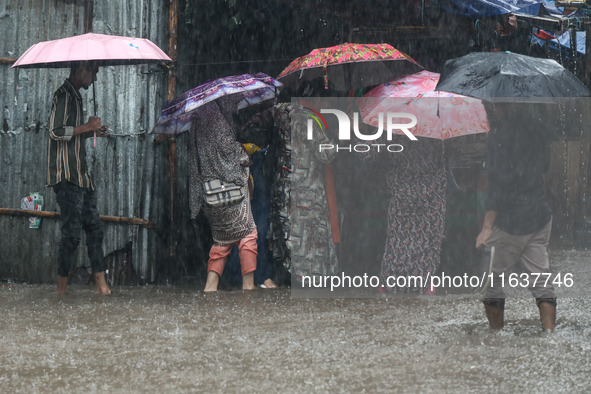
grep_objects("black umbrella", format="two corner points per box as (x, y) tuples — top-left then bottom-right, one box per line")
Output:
(437, 52), (591, 140)
(435, 52), (590, 102)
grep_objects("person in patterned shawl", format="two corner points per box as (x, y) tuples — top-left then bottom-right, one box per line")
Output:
(242, 93), (340, 284)
(187, 95), (257, 292)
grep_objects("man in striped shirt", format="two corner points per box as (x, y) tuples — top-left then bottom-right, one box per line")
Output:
(48, 62), (110, 295)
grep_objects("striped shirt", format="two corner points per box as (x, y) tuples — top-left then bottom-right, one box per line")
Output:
(47, 79), (93, 189)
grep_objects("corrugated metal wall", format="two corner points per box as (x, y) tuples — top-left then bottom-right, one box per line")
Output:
(0, 0), (173, 283)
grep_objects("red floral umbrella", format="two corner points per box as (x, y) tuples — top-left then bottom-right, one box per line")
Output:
(277, 42), (422, 92)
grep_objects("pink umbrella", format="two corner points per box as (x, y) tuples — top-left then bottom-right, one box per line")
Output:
(11, 32), (171, 68)
(359, 70), (489, 139)
(12, 33), (171, 146)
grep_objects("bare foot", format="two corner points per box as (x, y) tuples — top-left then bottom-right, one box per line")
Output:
(204, 271), (220, 292)
(262, 278), (278, 289)
(242, 272), (255, 290)
(94, 272), (111, 295)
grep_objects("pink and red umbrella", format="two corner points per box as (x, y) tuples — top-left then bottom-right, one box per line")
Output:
(277, 42), (422, 92)
(359, 70), (489, 139)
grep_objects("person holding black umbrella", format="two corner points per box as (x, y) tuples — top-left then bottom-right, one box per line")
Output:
(48, 61), (110, 295)
(475, 103), (555, 331)
(436, 52), (591, 331)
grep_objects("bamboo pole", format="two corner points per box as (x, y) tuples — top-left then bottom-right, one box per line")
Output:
(0, 57), (17, 64)
(0, 208), (156, 229)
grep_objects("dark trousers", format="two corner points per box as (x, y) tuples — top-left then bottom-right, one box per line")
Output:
(224, 153), (273, 285)
(54, 181), (105, 277)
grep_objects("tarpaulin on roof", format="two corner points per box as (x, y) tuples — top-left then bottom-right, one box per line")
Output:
(435, 0), (562, 17)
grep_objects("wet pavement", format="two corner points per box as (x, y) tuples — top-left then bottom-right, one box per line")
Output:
(1, 249), (590, 393)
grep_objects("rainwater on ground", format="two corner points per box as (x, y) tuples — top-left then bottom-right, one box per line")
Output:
(1, 249), (590, 393)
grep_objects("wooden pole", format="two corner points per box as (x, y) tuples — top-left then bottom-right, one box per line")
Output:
(569, 23), (577, 75)
(585, 21), (591, 217)
(0, 208), (157, 229)
(83, 0), (94, 33)
(167, 0), (179, 281)
(168, 0), (178, 102)
(585, 22), (591, 88)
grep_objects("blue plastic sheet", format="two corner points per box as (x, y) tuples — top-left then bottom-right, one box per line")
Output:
(435, 0), (561, 17)
(531, 30), (585, 57)
(551, 30), (585, 56)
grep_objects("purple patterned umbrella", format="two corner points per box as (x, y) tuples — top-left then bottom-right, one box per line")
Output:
(152, 73), (282, 134)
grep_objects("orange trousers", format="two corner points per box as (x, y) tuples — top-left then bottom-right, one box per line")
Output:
(208, 228), (258, 276)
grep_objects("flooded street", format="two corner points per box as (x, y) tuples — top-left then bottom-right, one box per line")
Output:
(4, 2), (591, 393)
(1, 249), (590, 393)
